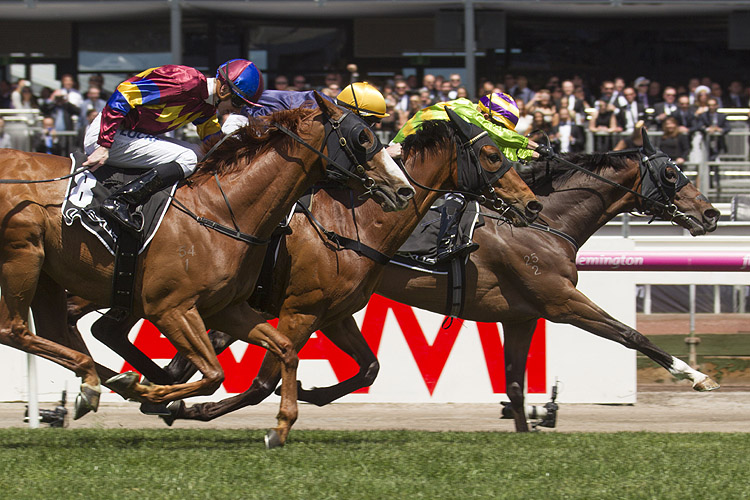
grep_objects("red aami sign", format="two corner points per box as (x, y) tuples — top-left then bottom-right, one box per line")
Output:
(122, 295), (547, 395)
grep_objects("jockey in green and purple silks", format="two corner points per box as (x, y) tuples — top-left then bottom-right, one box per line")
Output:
(392, 92), (540, 161)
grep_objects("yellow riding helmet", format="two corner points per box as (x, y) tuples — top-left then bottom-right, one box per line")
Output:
(336, 82), (389, 118)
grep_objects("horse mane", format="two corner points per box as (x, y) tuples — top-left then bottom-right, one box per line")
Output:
(520, 150), (640, 192)
(401, 120), (455, 159)
(190, 107), (317, 184)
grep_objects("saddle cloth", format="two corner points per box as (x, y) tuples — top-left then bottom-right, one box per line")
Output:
(394, 196), (484, 270)
(61, 153), (177, 255)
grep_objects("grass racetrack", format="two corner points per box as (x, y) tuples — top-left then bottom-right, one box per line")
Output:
(2, 429), (750, 499)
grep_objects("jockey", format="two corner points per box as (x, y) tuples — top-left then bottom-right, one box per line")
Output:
(221, 81), (388, 133)
(392, 92), (545, 263)
(391, 92), (544, 161)
(83, 59), (264, 232)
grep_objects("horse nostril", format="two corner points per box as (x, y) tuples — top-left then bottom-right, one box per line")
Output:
(527, 200), (543, 215)
(397, 186), (415, 200)
(704, 208), (720, 221)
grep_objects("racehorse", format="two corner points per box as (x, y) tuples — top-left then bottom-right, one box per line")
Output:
(65, 114), (543, 430)
(158, 129), (720, 432)
(0, 94), (416, 447)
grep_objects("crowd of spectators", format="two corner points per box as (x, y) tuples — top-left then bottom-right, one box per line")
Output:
(1, 67), (748, 162)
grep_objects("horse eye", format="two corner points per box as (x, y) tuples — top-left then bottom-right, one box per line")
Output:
(664, 167), (678, 182)
(356, 128), (374, 149)
(488, 153), (502, 163)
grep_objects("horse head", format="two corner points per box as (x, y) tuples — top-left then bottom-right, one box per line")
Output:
(444, 107), (541, 226)
(313, 92), (414, 212)
(638, 128), (719, 235)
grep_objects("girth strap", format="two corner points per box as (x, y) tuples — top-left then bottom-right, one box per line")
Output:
(295, 201), (391, 266)
(445, 256), (466, 319)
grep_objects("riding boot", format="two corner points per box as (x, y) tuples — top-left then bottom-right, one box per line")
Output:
(102, 162), (184, 232)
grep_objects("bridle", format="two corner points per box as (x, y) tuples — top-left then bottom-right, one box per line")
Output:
(271, 107), (385, 196)
(397, 112), (520, 222)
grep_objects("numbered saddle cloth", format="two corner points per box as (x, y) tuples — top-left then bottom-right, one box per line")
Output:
(61, 154), (176, 255)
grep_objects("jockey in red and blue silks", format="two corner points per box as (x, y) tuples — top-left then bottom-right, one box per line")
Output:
(83, 59), (264, 232)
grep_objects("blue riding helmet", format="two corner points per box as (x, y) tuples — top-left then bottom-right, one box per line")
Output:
(216, 59), (264, 106)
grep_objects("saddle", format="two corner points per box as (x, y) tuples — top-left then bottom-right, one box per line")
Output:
(62, 153), (178, 311)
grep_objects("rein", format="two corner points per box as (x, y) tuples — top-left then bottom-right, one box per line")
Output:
(295, 198), (391, 265)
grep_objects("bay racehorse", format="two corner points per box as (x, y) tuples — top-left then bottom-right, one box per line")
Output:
(66, 113), (542, 430)
(159, 129), (720, 431)
(0, 93), (416, 446)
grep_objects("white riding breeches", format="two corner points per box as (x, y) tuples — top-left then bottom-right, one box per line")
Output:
(84, 113), (202, 177)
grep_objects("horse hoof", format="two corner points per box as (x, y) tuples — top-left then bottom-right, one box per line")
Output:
(105, 371), (140, 393)
(73, 384), (101, 420)
(159, 401), (184, 427)
(140, 401), (172, 416)
(264, 429), (284, 449)
(694, 377), (720, 392)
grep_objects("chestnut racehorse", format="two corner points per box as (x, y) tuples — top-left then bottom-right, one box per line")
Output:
(159, 130), (720, 431)
(66, 115), (542, 429)
(0, 94), (416, 447)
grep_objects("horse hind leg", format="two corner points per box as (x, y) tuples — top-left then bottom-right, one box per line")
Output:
(502, 320), (538, 433)
(1, 263), (101, 419)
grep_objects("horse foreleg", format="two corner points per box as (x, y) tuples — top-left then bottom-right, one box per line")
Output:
(548, 286), (719, 391)
(502, 320), (537, 433)
(113, 306), (225, 403)
(204, 303), (298, 448)
(164, 329), (235, 384)
(91, 310), (175, 385)
(297, 315), (379, 406)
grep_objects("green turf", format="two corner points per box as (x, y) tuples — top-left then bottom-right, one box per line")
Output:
(1, 429), (749, 499)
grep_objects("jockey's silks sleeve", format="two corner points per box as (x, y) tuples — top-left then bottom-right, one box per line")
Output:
(97, 65), (221, 148)
(392, 98), (533, 161)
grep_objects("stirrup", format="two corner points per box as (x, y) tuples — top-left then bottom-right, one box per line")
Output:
(102, 199), (144, 233)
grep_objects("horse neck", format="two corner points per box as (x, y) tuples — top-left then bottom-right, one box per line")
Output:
(326, 148), (452, 257)
(197, 136), (324, 241)
(537, 165), (638, 246)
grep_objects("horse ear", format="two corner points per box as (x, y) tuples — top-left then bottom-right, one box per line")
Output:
(444, 106), (472, 141)
(641, 127), (656, 155)
(313, 91), (338, 118)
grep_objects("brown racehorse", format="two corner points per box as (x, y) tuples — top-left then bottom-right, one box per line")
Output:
(159, 130), (720, 431)
(65, 116), (543, 427)
(0, 94), (416, 447)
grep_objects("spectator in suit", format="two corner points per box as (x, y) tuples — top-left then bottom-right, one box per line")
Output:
(422, 73), (437, 103)
(658, 116), (690, 166)
(695, 97), (731, 160)
(726, 80), (747, 108)
(675, 95), (696, 135)
(616, 87), (645, 136)
(33, 116), (63, 155)
(447, 73), (462, 99)
(634, 76), (651, 107)
(510, 75), (535, 105)
(559, 80), (586, 125)
(648, 80), (662, 107)
(710, 82), (725, 108)
(653, 86), (679, 128)
(551, 107), (585, 153)
(611, 76), (627, 107)
(78, 86), (106, 131)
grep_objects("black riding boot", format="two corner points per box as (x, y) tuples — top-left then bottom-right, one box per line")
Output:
(102, 162), (184, 232)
